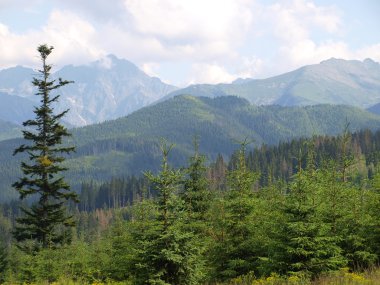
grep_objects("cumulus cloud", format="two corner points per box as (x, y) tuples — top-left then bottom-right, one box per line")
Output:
(355, 44), (380, 62)
(257, 0), (347, 74)
(188, 63), (236, 84)
(0, 0), (255, 82)
(0, 9), (104, 69)
(124, 0), (252, 42)
(118, 0), (254, 65)
(141, 62), (161, 78)
(0, 0), (379, 85)
(235, 56), (264, 79)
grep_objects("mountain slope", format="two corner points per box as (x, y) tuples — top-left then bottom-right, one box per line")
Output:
(0, 66), (33, 96)
(169, 58), (380, 108)
(1, 95), (380, 202)
(55, 55), (177, 125)
(2, 57), (380, 127)
(0, 55), (177, 126)
(0, 92), (35, 125)
(367, 102), (380, 115)
(0, 119), (22, 141)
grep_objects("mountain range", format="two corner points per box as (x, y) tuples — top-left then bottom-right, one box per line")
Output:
(1, 56), (380, 201)
(1, 57), (380, 128)
(1, 95), (380, 202)
(0, 55), (177, 126)
(169, 58), (380, 107)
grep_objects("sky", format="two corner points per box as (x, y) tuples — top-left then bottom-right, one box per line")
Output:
(0, 0), (379, 86)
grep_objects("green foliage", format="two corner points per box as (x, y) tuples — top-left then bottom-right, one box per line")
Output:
(182, 137), (210, 226)
(2, 96), (380, 202)
(272, 145), (347, 278)
(12, 45), (77, 249)
(210, 140), (260, 280)
(130, 142), (205, 284)
(366, 173), (380, 260)
(0, 239), (7, 282)
(3, 126), (380, 284)
(108, 214), (135, 281)
(4, 235), (113, 284)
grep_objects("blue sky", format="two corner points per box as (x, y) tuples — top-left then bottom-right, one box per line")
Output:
(0, 0), (379, 86)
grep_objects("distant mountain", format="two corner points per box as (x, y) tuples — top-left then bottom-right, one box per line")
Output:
(0, 119), (22, 141)
(0, 66), (34, 96)
(0, 92), (35, 125)
(367, 102), (380, 115)
(2, 57), (380, 127)
(1, 95), (380, 202)
(0, 55), (177, 126)
(168, 58), (380, 108)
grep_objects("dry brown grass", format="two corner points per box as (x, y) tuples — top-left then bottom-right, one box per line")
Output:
(216, 267), (380, 285)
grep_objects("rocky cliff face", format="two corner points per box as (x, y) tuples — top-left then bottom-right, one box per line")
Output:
(0, 55), (177, 126)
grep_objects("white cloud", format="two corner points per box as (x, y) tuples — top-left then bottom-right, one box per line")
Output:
(97, 56), (114, 69)
(189, 63), (236, 84)
(0, 0), (379, 85)
(42, 10), (102, 63)
(277, 40), (350, 68)
(268, 0), (342, 43)
(186, 55), (264, 84)
(124, 0), (252, 41)
(291, 0), (341, 33)
(120, 0), (253, 63)
(255, 0), (349, 75)
(141, 62), (160, 78)
(0, 10), (104, 69)
(235, 56), (264, 79)
(355, 44), (380, 62)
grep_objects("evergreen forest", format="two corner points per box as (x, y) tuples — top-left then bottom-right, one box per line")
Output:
(2, 127), (380, 284)
(2, 45), (380, 285)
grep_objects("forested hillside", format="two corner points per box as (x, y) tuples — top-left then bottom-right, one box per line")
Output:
(1, 95), (380, 202)
(1, 129), (380, 284)
(48, 129), (380, 212)
(3, 1), (380, 283)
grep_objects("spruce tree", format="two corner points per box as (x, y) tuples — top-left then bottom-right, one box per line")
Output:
(182, 137), (210, 226)
(210, 140), (259, 280)
(277, 144), (346, 278)
(12, 44), (77, 250)
(132, 142), (204, 284)
(367, 172), (380, 264)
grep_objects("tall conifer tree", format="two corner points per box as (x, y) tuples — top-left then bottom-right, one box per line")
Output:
(210, 140), (259, 280)
(13, 44), (77, 250)
(182, 137), (210, 225)
(277, 143), (346, 278)
(132, 142), (203, 284)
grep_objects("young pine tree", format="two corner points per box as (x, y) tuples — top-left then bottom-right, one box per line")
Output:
(210, 140), (259, 280)
(132, 142), (204, 285)
(277, 144), (346, 278)
(182, 137), (210, 228)
(13, 45), (77, 250)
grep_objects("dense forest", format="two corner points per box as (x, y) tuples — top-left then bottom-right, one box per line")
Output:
(2, 95), (380, 202)
(1, 128), (380, 284)
(2, 45), (380, 285)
